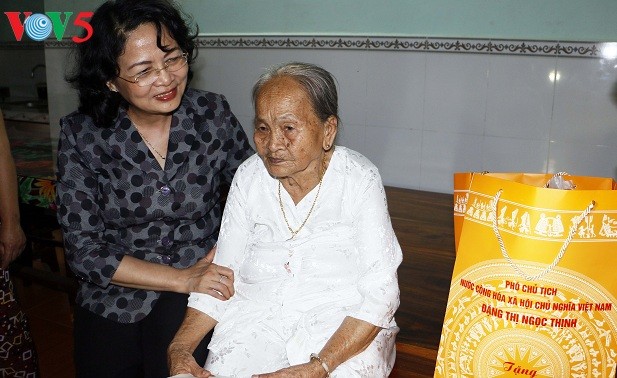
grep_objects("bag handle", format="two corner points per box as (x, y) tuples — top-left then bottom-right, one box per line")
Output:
(491, 189), (595, 281)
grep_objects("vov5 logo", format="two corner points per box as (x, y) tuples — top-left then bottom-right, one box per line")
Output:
(4, 11), (94, 43)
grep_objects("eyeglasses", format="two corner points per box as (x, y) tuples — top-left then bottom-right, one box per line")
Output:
(117, 52), (188, 87)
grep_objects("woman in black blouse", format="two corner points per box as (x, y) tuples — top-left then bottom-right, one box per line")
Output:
(56, 0), (253, 376)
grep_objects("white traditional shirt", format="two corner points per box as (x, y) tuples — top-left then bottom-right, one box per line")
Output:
(189, 146), (403, 377)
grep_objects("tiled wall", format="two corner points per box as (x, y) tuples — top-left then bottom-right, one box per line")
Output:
(43, 36), (617, 194)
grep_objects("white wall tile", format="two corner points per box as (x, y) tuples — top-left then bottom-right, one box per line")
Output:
(364, 52), (426, 130)
(363, 126), (422, 189)
(485, 55), (556, 140)
(336, 122), (366, 155)
(482, 136), (549, 173)
(329, 51), (369, 126)
(549, 141), (617, 178)
(424, 53), (489, 135)
(420, 130), (485, 193)
(552, 56), (617, 147)
(192, 49), (278, 119)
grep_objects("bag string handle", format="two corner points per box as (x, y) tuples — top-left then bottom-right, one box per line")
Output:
(491, 189), (595, 281)
(545, 171), (577, 189)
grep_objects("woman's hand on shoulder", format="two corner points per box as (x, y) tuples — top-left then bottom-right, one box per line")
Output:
(181, 246), (235, 299)
(251, 361), (327, 378)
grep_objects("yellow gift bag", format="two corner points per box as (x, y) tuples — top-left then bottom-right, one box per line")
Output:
(437, 173), (617, 377)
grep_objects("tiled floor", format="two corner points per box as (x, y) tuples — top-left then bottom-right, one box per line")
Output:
(12, 277), (75, 378)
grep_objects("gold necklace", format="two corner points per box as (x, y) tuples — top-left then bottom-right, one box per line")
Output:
(133, 123), (166, 161)
(278, 161), (325, 240)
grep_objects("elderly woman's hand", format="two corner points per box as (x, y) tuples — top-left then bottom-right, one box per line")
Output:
(168, 344), (213, 378)
(251, 361), (328, 378)
(183, 246), (235, 299)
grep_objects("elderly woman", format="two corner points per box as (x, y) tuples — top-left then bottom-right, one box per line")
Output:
(168, 62), (402, 377)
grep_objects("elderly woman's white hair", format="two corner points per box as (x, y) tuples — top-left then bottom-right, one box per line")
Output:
(251, 62), (340, 125)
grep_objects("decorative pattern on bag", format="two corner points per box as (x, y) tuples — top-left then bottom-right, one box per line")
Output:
(458, 191), (617, 241)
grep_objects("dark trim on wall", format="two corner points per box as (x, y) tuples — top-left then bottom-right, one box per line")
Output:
(194, 36), (607, 58)
(2, 36), (611, 59)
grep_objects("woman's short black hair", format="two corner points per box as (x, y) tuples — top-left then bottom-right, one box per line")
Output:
(66, 0), (198, 128)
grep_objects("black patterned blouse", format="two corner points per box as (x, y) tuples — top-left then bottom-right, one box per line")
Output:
(55, 89), (254, 323)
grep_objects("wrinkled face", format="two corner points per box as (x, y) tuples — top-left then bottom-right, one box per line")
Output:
(107, 23), (188, 118)
(253, 76), (336, 182)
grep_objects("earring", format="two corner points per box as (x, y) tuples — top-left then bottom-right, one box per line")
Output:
(106, 81), (118, 92)
(325, 144), (330, 149)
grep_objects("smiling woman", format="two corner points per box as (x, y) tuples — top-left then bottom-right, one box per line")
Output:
(56, 1), (254, 377)
(104, 22), (191, 168)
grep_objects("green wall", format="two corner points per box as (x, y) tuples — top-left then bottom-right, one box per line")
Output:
(179, 0), (617, 42)
(2, 1), (617, 42)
